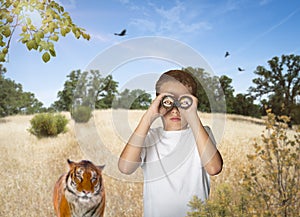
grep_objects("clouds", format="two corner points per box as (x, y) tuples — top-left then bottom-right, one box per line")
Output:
(154, 1), (211, 34)
(130, 19), (157, 33)
(120, 0), (212, 37)
(58, 0), (77, 9)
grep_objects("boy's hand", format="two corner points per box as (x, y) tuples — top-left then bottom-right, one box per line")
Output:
(144, 93), (169, 123)
(178, 94), (199, 123)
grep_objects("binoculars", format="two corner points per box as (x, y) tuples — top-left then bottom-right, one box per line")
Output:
(161, 95), (193, 110)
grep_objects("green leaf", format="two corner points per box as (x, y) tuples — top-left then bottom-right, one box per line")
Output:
(38, 3), (45, 10)
(20, 33), (30, 44)
(65, 27), (70, 33)
(2, 28), (11, 37)
(39, 41), (49, 50)
(22, 25), (27, 32)
(50, 34), (59, 41)
(34, 33), (41, 44)
(38, 31), (44, 39)
(60, 28), (66, 36)
(75, 30), (80, 39)
(82, 33), (91, 40)
(0, 52), (6, 62)
(26, 40), (36, 50)
(6, 16), (13, 23)
(2, 47), (8, 54)
(26, 17), (32, 25)
(49, 48), (56, 57)
(42, 52), (50, 63)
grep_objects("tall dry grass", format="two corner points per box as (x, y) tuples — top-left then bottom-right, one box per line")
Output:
(0, 110), (268, 217)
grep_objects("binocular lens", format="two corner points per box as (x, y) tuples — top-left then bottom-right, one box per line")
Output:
(161, 95), (193, 109)
(179, 96), (193, 109)
(161, 96), (175, 108)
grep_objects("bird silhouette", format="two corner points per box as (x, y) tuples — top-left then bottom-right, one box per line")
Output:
(238, 67), (245, 72)
(114, 29), (126, 36)
(225, 51), (230, 58)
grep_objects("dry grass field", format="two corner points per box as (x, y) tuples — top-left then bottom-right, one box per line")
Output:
(0, 110), (270, 217)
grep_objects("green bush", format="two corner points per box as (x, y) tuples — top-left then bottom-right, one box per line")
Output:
(71, 106), (92, 123)
(29, 113), (68, 138)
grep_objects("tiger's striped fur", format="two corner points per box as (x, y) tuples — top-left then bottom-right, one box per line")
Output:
(53, 159), (105, 217)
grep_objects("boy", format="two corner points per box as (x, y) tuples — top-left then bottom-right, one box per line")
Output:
(118, 69), (223, 217)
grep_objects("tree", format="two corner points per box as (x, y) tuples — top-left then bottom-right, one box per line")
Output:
(114, 88), (152, 110)
(52, 69), (81, 111)
(53, 70), (119, 111)
(18, 91), (44, 114)
(183, 67), (226, 113)
(129, 89), (152, 109)
(249, 54), (300, 124)
(0, 0), (90, 63)
(95, 74), (119, 109)
(115, 88), (131, 109)
(219, 75), (235, 113)
(0, 64), (44, 116)
(232, 93), (261, 118)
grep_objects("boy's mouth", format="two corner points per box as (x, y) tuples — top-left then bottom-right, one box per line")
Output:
(170, 117), (181, 121)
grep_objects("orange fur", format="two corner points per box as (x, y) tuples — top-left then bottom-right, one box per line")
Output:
(53, 159), (105, 217)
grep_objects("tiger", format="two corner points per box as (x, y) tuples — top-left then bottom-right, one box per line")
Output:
(53, 159), (105, 217)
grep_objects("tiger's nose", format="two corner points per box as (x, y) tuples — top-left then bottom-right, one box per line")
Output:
(82, 190), (91, 194)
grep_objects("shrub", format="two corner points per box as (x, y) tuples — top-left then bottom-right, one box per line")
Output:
(71, 106), (92, 123)
(186, 110), (300, 217)
(242, 110), (300, 216)
(29, 113), (68, 138)
(187, 184), (248, 217)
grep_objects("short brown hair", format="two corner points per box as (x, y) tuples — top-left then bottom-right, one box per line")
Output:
(155, 69), (198, 96)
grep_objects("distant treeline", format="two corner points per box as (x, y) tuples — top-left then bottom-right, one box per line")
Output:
(1, 54), (299, 124)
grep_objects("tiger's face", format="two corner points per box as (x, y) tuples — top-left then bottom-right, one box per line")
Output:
(66, 159), (105, 203)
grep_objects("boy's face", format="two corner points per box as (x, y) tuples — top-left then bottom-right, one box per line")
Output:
(158, 81), (192, 131)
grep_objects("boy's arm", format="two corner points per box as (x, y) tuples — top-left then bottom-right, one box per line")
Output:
(180, 95), (223, 176)
(118, 113), (151, 174)
(118, 94), (167, 175)
(189, 115), (223, 176)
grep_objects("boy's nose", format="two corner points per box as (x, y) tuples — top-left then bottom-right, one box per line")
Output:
(171, 107), (179, 114)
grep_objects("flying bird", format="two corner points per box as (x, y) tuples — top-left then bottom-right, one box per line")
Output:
(225, 51), (230, 58)
(114, 29), (127, 36)
(238, 67), (245, 72)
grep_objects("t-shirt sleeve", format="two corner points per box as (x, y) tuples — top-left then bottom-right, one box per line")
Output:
(204, 126), (217, 147)
(140, 146), (146, 167)
(140, 127), (159, 167)
(140, 128), (152, 167)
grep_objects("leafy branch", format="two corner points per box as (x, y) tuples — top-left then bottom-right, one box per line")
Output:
(0, 0), (90, 63)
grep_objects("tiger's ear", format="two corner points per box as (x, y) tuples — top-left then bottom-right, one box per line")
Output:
(98, 165), (105, 171)
(67, 159), (75, 168)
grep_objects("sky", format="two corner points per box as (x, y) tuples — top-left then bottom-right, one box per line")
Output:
(3, 0), (300, 107)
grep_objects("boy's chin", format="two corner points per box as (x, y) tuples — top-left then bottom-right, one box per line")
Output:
(164, 123), (188, 131)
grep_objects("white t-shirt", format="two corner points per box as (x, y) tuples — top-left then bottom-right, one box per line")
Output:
(141, 126), (215, 217)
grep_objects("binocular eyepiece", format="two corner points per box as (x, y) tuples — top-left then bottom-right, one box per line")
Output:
(161, 95), (193, 110)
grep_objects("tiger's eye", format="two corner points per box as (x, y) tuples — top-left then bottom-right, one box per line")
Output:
(91, 177), (97, 183)
(162, 95), (175, 108)
(179, 96), (193, 109)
